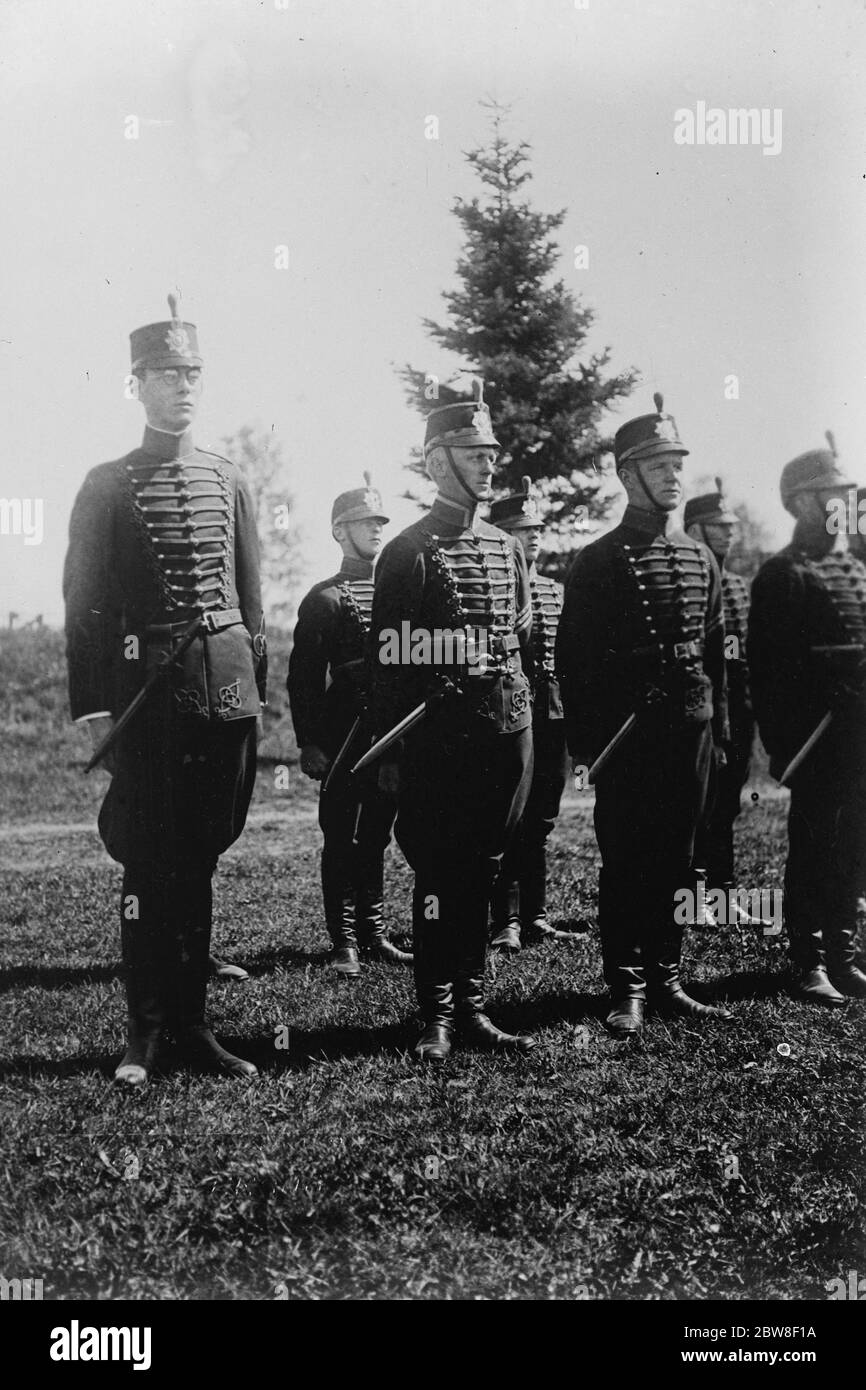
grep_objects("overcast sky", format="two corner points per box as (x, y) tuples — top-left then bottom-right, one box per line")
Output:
(2, 0), (864, 626)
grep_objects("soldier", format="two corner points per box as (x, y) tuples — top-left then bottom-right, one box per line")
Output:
(368, 384), (536, 1062)
(63, 294), (266, 1086)
(488, 478), (582, 950)
(557, 394), (734, 1038)
(748, 436), (866, 1005)
(287, 477), (409, 976)
(684, 480), (756, 910)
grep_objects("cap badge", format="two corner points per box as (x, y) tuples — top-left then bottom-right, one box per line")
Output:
(165, 324), (192, 356)
(521, 499), (535, 516)
(364, 490), (381, 511)
(472, 407), (490, 433)
(654, 417), (677, 442)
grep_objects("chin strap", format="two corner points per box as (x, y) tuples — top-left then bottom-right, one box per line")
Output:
(442, 445), (484, 504)
(631, 457), (668, 514)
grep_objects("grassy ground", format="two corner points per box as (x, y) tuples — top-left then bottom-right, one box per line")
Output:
(0, 629), (863, 1300)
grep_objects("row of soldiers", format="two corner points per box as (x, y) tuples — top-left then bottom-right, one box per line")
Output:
(63, 297), (866, 1084)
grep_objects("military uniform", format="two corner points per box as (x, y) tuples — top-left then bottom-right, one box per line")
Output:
(684, 483), (755, 891)
(488, 480), (576, 949)
(749, 438), (866, 1003)
(557, 396), (732, 1035)
(368, 390), (535, 1060)
(288, 480), (404, 973)
(63, 299), (266, 1084)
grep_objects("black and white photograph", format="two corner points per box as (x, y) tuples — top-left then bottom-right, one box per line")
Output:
(1, 0), (864, 1342)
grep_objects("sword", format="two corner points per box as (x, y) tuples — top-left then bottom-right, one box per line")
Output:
(350, 679), (456, 776)
(83, 612), (205, 774)
(587, 713), (638, 785)
(322, 716), (362, 794)
(778, 712), (833, 788)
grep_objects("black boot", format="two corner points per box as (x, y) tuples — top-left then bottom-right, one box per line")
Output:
(490, 874), (522, 952)
(796, 966), (847, 1006)
(322, 863), (361, 976)
(650, 919), (733, 1022)
(415, 984), (454, 1063)
(605, 995), (646, 1038)
(170, 867), (258, 1079)
(209, 954), (249, 981)
(455, 978), (536, 1052)
(115, 901), (165, 1089)
(357, 869), (412, 965)
(523, 913), (583, 944)
(828, 919), (866, 999)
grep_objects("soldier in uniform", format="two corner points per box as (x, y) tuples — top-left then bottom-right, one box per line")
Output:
(487, 478), (582, 951)
(287, 477), (409, 977)
(369, 385), (536, 1062)
(63, 294), (266, 1086)
(557, 394), (734, 1038)
(748, 437), (866, 1005)
(684, 481), (756, 907)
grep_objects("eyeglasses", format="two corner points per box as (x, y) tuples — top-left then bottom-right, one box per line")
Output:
(149, 368), (203, 385)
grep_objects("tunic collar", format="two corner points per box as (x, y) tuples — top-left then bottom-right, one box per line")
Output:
(428, 493), (481, 533)
(339, 555), (374, 580)
(620, 502), (682, 540)
(140, 424), (197, 461)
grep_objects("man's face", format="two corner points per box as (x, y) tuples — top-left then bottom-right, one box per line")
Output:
(516, 525), (542, 563)
(138, 366), (203, 431)
(342, 517), (384, 560)
(625, 452), (684, 512)
(440, 446), (498, 502)
(702, 518), (737, 559)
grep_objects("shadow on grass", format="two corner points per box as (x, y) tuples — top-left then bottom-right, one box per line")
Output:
(707, 968), (791, 1002)
(0, 964), (119, 994)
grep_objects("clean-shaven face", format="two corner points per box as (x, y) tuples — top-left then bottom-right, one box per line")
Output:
(139, 366), (203, 432)
(344, 517), (384, 560)
(447, 446), (498, 500)
(701, 518), (737, 559)
(627, 452), (684, 512)
(516, 525), (542, 563)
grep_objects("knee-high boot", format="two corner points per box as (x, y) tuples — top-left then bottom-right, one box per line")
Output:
(114, 867), (166, 1088)
(412, 883), (454, 1063)
(454, 887), (534, 1053)
(169, 864), (258, 1079)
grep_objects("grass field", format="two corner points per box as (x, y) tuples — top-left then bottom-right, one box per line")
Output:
(0, 629), (863, 1300)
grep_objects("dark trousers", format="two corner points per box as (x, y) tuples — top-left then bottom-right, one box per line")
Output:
(493, 718), (568, 924)
(694, 729), (753, 887)
(318, 773), (396, 947)
(784, 723), (866, 972)
(98, 694), (258, 1035)
(395, 721), (533, 1009)
(593, 719), (713, 999)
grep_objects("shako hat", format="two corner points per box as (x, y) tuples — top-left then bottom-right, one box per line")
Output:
(614, 392), (689, 469)
(331, 472), (389, 527)
(684, 477), (738, 529)
(489, 476), (542, 530)
(424, 378), (500, 455)
(779, 432), (857, 514)
(130, 292), (203, 371)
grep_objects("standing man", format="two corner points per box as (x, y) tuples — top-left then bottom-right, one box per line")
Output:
(488, 478), (581, 951)
(557, 394), (734, 1038)
(64, 294), (266, 1086)
(684, 480), (755, 905)
(748, 437), (866, 1005)
(369, 384), (536, 1062)
(287, 477), (408, 977)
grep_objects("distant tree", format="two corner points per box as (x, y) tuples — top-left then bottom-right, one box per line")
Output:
(219, 424), (304, 629)
(398, 100), (638, 537)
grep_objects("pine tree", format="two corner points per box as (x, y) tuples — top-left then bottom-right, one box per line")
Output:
(219, 424), (304, 630)
(399, 101), (637, 537)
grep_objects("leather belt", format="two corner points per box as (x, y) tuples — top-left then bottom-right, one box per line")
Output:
(145, 607), (243, 639)
(634, 637), (703, 663)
